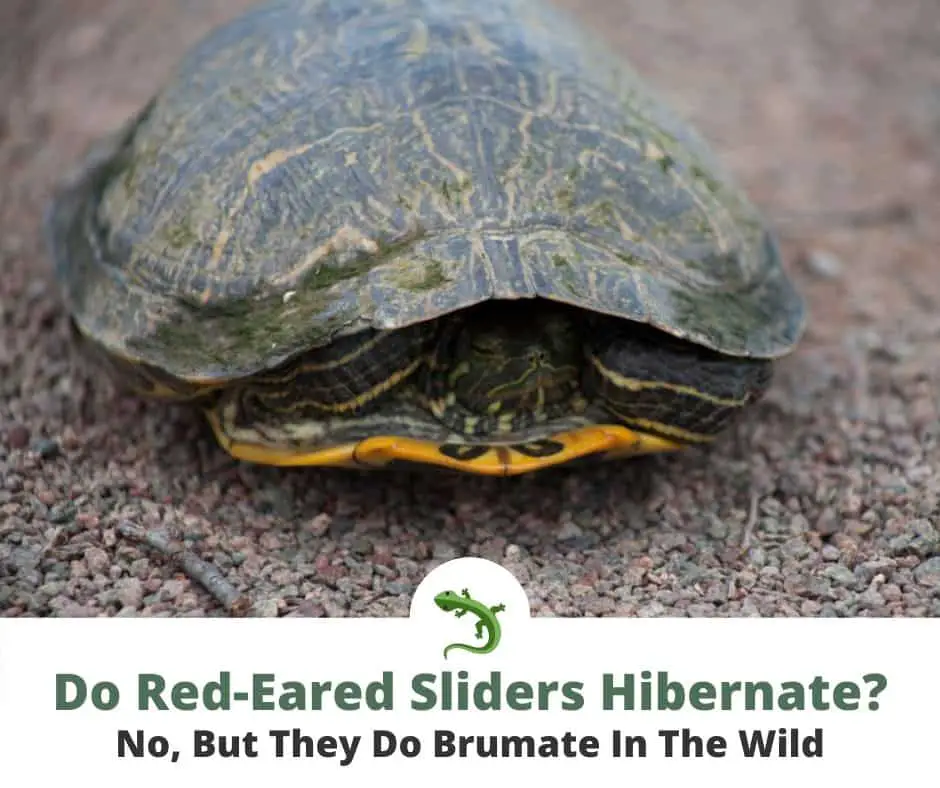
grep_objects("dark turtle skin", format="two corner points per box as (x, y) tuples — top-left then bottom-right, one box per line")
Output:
(45, 0), (806, 475)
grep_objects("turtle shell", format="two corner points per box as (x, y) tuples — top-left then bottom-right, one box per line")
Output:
(46, 0), (806, 384)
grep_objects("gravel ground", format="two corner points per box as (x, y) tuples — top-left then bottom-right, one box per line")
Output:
(2, 0), (939, 618)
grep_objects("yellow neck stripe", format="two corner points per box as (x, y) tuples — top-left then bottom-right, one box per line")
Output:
(588, 354), (750, 408)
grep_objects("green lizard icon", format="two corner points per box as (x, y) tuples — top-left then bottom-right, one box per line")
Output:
(434, 588), (505, 658)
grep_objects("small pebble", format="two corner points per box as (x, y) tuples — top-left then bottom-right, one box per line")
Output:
(913, 557), (940, 588)
(820, 545), (841, 561)
(31, 438), (61, 459)
(802, 249), (844, 279)
(115, 578), (144, 609)
(823, 565), (857, 588)
(6, 424), (30, 449)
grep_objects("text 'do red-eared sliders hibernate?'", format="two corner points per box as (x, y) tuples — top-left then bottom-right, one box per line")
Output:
(45, 0), (806, 476)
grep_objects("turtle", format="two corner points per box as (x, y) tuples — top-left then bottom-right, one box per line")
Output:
(44, 0), (806, 477)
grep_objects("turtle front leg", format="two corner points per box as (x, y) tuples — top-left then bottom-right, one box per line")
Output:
(581, 322), (773, 446)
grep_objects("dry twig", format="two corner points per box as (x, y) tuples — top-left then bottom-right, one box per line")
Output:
(117, 520), (251, 615)
(740, 492), (760, 552)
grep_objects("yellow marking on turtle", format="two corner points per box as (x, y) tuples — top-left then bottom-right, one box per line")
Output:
(403, 20), (429, 59)
(588, 354), (751, 408)
(344, 151), (358, 166)
(254, 354), (425, 415)
(533, 164), (556, 201)
(471, 234), (499, 294)
(604, 205), (641, 242)
(248, 144), (316, 186)
(503, 111), (534, 218)
(427, 391), (455, 420)
(606, 414), (714, 445)
(642, 139), (734, 252)
(517, 74), (532, 107)
(538, 71), (559, 115)
(206, 407), (364, 469)
(410, 109), (475, 214)
(295, 22), (333, 63)
(273, 224), (379, 286)
(579, 148), (630, 174)
(292, 30), (311, 55)
(365, 194), (396, 221)
(463, 415), (481, 432)
(204, 421), (681, 475)
(643, 140), (667, 163)
(208, 225), (235, 272)
(425, 191), (459, 224)
(446, 360), (471, 386)
(206, 143), (317, 272)
(252, 333), (389, 384)
(209, 119), (385, 275)
(409, 111), (466, 182)
(462, 22), (504, 61)
(587, 267), (600, 302)
(346, 86), (737, 251)
(378, 85), (730, 251)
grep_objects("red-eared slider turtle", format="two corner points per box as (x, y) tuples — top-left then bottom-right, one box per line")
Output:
(45, 0), (806, 476)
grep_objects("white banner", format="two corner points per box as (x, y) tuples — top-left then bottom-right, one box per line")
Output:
(0, 557), (932, 786)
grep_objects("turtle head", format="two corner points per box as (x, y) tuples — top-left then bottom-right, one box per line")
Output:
(430, 302), (583, 434)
